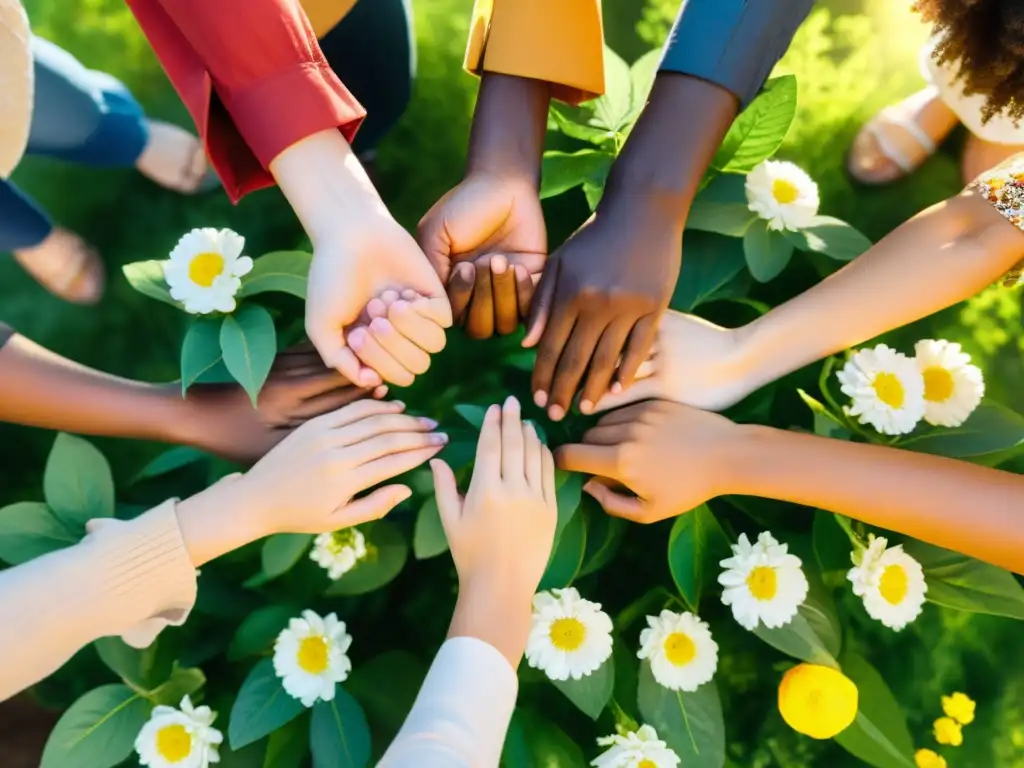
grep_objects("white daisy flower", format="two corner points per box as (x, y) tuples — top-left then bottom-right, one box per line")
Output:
(914, 339), (984, 427)
(745, 160), (820, 231)
(272, 609), (352, 707)
(592, 725), (680, 768)
(163, 227), (253, 314)
(719, 532), (809, 631)
(526, 587), (613, 681)
(837, 345), (926, 435)
(310, 528), (367, 580)
(847, 535), (927, 631)
(135, 695), (223, 768)
(637, 610), (718, 692)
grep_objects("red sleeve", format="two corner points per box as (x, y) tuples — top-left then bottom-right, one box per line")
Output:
(126, 0), (366, 202)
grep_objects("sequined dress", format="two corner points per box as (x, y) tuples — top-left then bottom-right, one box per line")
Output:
(968, 156), (1024, 286)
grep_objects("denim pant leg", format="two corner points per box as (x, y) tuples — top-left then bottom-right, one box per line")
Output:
(0, 180), (52, 253)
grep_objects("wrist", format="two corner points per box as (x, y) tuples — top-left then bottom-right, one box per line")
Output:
(146, 383), (201, 447)
(174, 473), (263, 567)
(720, 423), (780, 497)
(450, 576), (535, 669)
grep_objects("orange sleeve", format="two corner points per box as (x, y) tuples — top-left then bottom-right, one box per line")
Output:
(464, 0), (605, 106)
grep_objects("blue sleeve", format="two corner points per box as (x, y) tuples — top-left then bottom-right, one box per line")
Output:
(658, 0), (814, 107)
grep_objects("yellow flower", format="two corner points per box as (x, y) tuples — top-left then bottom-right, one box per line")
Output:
(933, 717), (963, 746)
(777, 663), (858, 739)
(915, 749), (947, 768)
(942, 692), (975, 725)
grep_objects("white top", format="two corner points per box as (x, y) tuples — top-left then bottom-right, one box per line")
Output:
(0, 0), (33, 178)
(379, 637), (519, 767)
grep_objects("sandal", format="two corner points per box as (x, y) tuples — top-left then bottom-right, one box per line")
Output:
(12, 227), (106, 305)
(135, 120), (217, 195)
(848, 88), (958, 185)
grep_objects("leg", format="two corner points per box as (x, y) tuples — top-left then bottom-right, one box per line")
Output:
(961, 135), (1024, 183)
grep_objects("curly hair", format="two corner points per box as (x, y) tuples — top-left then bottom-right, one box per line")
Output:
(915, 0), (1024, 123)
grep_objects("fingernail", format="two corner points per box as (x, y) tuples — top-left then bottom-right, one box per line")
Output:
(491, 256), (508, 274)
(370, 317), (390, 333)
(504, 394), (520, 410)
(579, 399), (594, 414)
(374, 385), (389, 398)
(534, 390), (548, 407)
(392, 400), (405, 409)
(430, 433), (449, 445)
(359, 370), (378, 386)
(420, 417), (439, 429)
(610, 382), (623, 395)
(349, 331), (365, 351)
(548, 405), (565, 421)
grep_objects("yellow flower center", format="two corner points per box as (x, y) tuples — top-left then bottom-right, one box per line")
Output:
(772, 178), (801, 204)
(297, 635), (330, 674)
(664, 632), (697, 667)
(923, 366), (955, 403)
(872, 372), (905, 409)
(188, 252), (225, 287)
(747, 566), (778, 601)
(638, 761), (657, 768)
(933, 716), (963, 746)
(155, 724), (192, 762)
(549, 618), (587, 651)
(879, 564), (909, 605)
(778, 663), (859, 740)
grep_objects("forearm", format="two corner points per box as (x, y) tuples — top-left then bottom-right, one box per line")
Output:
(737, 194), (1024, 390)
(729, 425), (1024, 573)
(447, 581), (533, 670)
(466, 73), (551, 187)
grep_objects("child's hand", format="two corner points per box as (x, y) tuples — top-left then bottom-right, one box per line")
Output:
(431, 396), (556, 600)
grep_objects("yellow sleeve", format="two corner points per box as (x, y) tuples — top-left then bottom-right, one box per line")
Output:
(464, 0), (605, 105)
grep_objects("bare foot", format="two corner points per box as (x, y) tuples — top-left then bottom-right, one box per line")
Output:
(13, 227), (105, 305)
(961, 134), (1024, 184)
(135, 120), (209, 194)
(849, 88), (959, 185)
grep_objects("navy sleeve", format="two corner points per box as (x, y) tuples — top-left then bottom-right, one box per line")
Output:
(658, 0), (814, 107)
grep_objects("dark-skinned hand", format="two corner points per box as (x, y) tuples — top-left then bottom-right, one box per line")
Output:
(447, 255), (536, 339)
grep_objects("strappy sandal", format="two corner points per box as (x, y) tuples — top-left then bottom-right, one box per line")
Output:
(135, 121), (219, 195)
(12, 227), (106, 305)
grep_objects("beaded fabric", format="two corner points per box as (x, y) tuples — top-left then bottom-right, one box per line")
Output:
(968, 154), (1024, 287)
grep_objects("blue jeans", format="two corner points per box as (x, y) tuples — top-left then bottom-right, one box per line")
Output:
(0, 38), (149, 253)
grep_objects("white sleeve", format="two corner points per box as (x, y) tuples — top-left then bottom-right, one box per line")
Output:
(377, 637), (518, 767)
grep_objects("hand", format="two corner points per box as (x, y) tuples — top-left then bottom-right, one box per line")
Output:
(419, 173), (545, 338)
(431, 396), (557, 597)
(179, 344), (385, 464)
(587, 311), (752, 414)
(555, 400), (740, 523)
(525, 206), (683, 420)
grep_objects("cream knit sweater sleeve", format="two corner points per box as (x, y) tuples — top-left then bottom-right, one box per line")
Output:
(0, 500), (199, 702)
(0, 0), (33, 178)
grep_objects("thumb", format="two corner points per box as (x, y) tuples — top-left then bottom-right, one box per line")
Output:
(417, 209), (453, 284)
(430, 459), (462, 531)
(334, 484), (411, 526)
(591, 377), (661, 414)
(522, 261), (558, 348)
(583, 480), (644, 520)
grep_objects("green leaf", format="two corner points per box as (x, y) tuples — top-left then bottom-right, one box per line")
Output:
(671, 232), (747, 312)
(261, 533), (314, 580)
(43, 433), (115, 528)
(229, 604), (299, 660)
(453, 403), (487, 430)
(900, 401), (1024, 458)
(583, 180), (605, 211)
(551, 656), (614, 720)
(346, 651), (427, 754)
(326, 521), (408, 596)
(899, 538), (1024, 620)
(40, 684), (151, 768)
(538, 506), (587, 591)
(413, 496), (448, 559)
(539, 149), (614, 200)
(501, 707), (587, 768)
(220, 303), (277, 406)
(181, 316), (225, 394)
(554, 469), (584, 542)
(627, 48), (662, 125)
(94, 636), (174, 692)
(549, 103), (615, 147)
(637, 663), (726, 768)
(667, 504), (728, 612)
(263, 716), (309, 768)
(239, 251), (311, 300)
(594, 44), (633, 133)
(229, 658), (305, 749)
(743, 221), (795, 283)
(813, 512), (854, 583)
(784, 215), (872, 261)
(0, 501), (79, 565)
(712, 75), (798, 174)
(150, 665), (206, 706)
(122, 260), (177, 308)
(134, 446), (207, 483)
(578, 499), (627, 577)
(687, 174), (757, 237)
(309, 689), (372, 768)
(220, 739), (269, 768)
(834, 652), (915, 768)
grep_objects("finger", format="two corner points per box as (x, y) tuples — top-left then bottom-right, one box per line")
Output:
(348, 327), (416, 387)
(584, 479), (645, 519)
(272, 349), (322, 372)
(352, 445), (444, 490)
(366, 298), (388, 321)
(448, 262), (475, 326)
(634, 358), (656, 380)
(547, 318), (607, 420)
(290, 386), (374, 420)
(515, 265), (535, 322)
(368, 317), (432, 375)
(311, 397), (405, 430)
(524, 421), (544, 491)
(333, 484), (412, 526)
(590, 378), (661, 414)
(531, 300), (577, 409)
(474, 403), (502, 480)
(346, 429), (449, 466)
(523, 260), (558, 348)
(491, 256), (519, 336)
(580, 422), (635, 446)
(465, 262), (495, 340)
(309, 325), (368, 386)
(578, 319), (634, 415)
(430, 458), (463, 530)
(387, 299), (447, 354)
(412, 295), (453, 329)
(417, 208), (453, 283)
(553, 443), (620, 479)
(334, 412), (438, 447)
(288, 368), (352, 398)
(541, 444), (556, 507)
(616, 314), (659, 390)
(589, 400), (653, 427)
(500, 395), (524, 480)
(278, 340), (317, 356)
